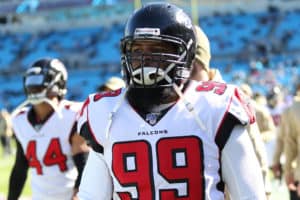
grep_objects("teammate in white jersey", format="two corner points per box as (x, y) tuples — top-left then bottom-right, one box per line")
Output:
(77, 3), (266, 200)
(8, 58), (89, 200)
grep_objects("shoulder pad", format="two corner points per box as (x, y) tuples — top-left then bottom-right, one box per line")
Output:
(93, 89), (122, 102)
(61, 100), (83, 112)
(13, 106), (29, 118)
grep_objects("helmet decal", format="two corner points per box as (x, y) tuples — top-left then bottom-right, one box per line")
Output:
(134, 28), (160, 36)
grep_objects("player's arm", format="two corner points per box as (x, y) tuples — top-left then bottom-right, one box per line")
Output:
(74, 121), (104, 196)
(70, 122), (90, 195)
(247, 122), (271, 196)
(282, 111), (298, 190)
(221, 125), (266, 200)
(77, 97), (104, 153)
(247, 122), (269, 173)
(8, 139), (29, 200)
(78, 121), (104, 153)
(76, 101), (112, 199)
(258, 107), (276, 142)
(78, 149), (112, 200)
(271, 112), (285, 178)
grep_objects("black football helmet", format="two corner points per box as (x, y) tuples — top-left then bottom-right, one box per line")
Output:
(121, 2), (196, 89)
(23, 57), (67, 105)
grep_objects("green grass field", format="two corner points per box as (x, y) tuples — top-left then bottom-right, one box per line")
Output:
(0, 141), (31, 199)
(0, 141), (289, 200)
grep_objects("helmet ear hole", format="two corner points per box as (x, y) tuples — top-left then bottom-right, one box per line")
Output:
(47, 85), (59, 98)
(51, 85), (59, 94)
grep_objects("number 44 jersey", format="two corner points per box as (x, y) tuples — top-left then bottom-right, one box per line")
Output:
(78, 81), (260, 200)
(12, 100), (82, 200)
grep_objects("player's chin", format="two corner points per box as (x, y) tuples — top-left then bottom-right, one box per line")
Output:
(127, 85), (178, 107)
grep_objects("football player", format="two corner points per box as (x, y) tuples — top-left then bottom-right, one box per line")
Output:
(77, 3), (266, 199)
(8, 58), (89, 200)
(281, 83), (300, 199)
(190, 25), (223, 82)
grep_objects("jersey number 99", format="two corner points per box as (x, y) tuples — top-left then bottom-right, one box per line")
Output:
(112, 136), (205, 200)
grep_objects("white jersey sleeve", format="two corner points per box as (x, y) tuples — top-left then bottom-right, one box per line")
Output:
(227, 86), (255, 126)
(77, 97), (90, 134)
(222, 125), (266, 199)
(78, 149), (112, 200)
(77, 89), (124, 153)
(189, 81), (256, 150)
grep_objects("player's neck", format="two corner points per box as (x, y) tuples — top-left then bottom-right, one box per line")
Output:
(33, 101), (57, 122)
(190, 70), (210, 81)
(126, 86), (179, 112)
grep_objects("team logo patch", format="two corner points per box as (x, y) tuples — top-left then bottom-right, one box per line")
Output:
(145, 113), (160, 125)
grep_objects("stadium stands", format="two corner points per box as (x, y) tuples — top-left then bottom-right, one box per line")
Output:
(0, 1), (300, 111)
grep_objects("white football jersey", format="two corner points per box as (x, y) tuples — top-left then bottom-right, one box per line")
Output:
(78, 81), (254, 200)
(12, 100), (82, 200)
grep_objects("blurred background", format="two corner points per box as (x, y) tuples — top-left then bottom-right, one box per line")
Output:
(0, 0), (299, 199)
(0, 0), (299, 111)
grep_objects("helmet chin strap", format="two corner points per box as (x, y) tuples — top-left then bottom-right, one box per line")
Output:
(105, 88), (127, 140)
(164, 75), (206, 132)
(162, 39), (206, 131)
(172, 83), (206, 132)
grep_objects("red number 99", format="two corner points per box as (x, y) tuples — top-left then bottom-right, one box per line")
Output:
(112, 136), (204, 200)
